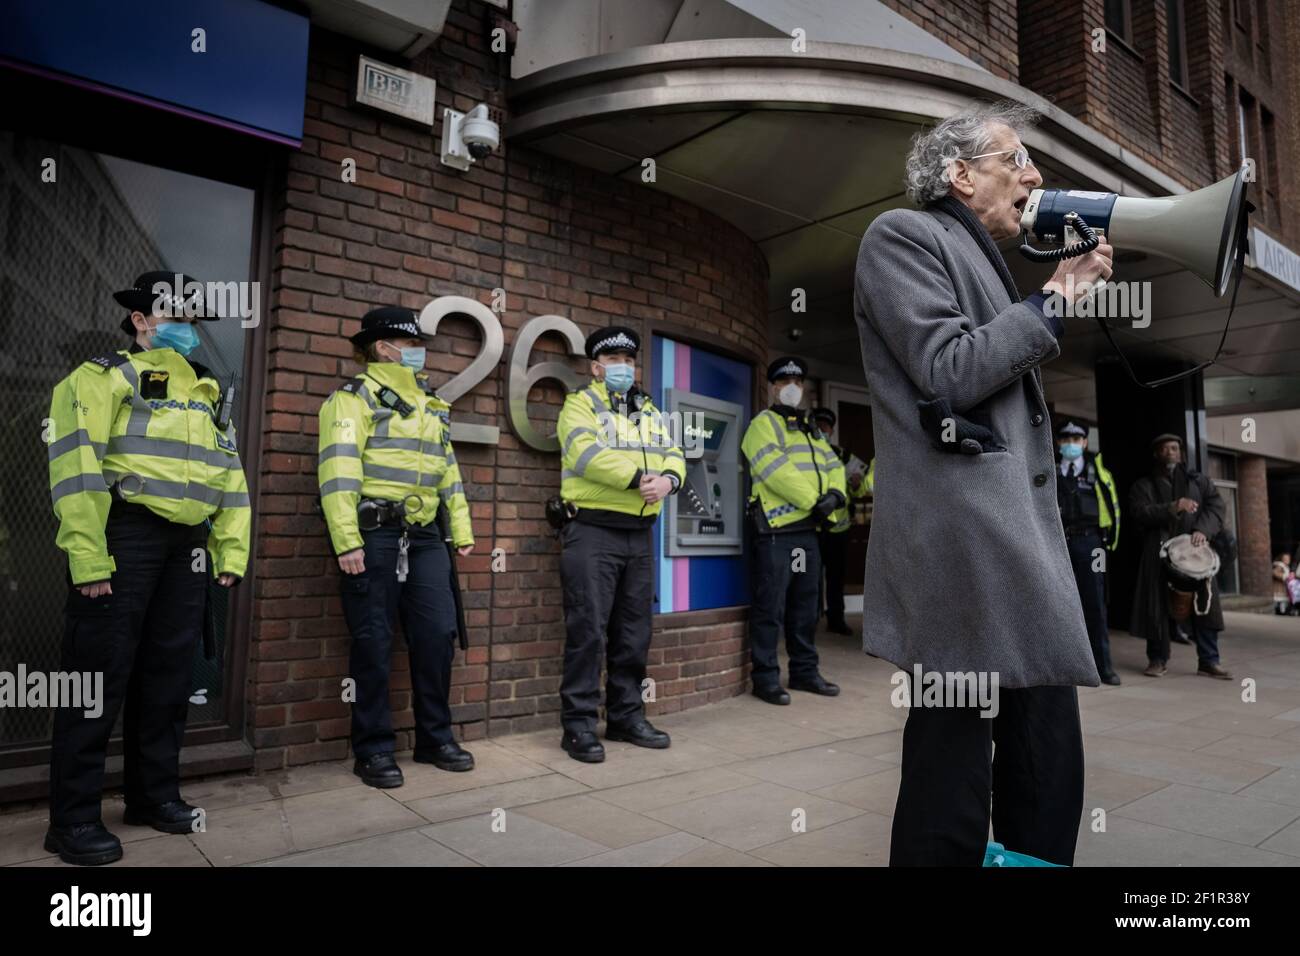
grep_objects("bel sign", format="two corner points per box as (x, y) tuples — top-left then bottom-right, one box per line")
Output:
(354, 56), (435, 127)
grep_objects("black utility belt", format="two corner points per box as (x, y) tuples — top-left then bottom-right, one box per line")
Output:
(357, 497), (432, 531)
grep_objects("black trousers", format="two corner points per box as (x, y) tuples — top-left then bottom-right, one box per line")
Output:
(49, 501), (207, 826)
(341, 522), (457, 759)
(890, 684), (1085, 866)
(818, 529), (848, 625)
(558, 520), (653, 734)
(1066, 529), (1113, 677)
(750, 529), (821, 690)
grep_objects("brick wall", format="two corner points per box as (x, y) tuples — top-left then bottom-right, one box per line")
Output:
(1237, 455), (1272, 597)
(880, 0), (1021, 81)
(249, 1), (769, 769)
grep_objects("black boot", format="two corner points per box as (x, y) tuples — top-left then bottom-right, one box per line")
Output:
(413, 742), (475, 772)
(44, 821), (123, 866)
(788, 674), (841, 696)
(826, 619), (853, 636)
(561, 730), (606, 763)
(752, 684), (791, 705)
(353, 752), (404, 789)
(605, 719), (671, 749)
(123, 799), (202, 834)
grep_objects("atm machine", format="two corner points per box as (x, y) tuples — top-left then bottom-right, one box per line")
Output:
(662, 388), (743, 557)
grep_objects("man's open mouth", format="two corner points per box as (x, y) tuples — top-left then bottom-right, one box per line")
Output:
(1013, 196), (1028, 213)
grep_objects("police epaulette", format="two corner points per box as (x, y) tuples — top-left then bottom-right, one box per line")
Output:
(340, 379), (364, 395)
(188, 360), (213, 381)
(86, 352), (131, 371)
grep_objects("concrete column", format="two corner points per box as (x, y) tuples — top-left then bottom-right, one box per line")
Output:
(1237, 455), (1272, 596)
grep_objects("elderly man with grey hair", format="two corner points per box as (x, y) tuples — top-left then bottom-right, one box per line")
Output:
(853, 101), (1113, 866)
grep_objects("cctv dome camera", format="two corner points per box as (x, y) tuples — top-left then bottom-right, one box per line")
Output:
(441, 103), (500, 171)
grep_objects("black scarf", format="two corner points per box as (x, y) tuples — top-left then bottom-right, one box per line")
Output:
(929, 195), (1021, 304)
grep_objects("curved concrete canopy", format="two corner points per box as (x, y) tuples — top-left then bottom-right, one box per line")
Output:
(507, 39), (1300, 413)
(509, 39), (1183, 197)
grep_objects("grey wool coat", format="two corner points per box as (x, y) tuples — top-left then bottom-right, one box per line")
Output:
(853, 205), (1100, 689)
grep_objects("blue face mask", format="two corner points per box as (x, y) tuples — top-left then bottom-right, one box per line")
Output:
(1060, 442), (1084, 460)
(603, 362), (634, 394)
(149, 321), (200, 356)
(397, 346), (426, 371)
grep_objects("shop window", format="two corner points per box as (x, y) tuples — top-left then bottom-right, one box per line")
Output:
(1105, 0), (1133, 44)
(0, 133), (254, 752)
(1166, 0), (1189, 88)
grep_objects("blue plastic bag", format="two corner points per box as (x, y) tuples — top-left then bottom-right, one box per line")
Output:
(983, 841), (1065, 867)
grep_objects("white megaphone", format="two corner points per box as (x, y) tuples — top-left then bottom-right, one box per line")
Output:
(1018, 165), (1250, 297)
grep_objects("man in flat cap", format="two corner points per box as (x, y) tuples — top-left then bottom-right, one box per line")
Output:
(740, 358), (846, 705)
(44, 271), (249, 865)
(1054, 421), (1121, 685)
(555, 326), (685, 762)
(1129, 433), (1231, 679)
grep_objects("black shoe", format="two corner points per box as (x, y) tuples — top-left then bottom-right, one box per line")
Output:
(122, 799), (201, 834)
(561, 730), (606, 763)
(826, 620), (853, 636)
(44, 822), (123, 866)
(353, 752), (404, 789)
(1100, 672), (1122, 686)
(788, 674), (841, 696)
(605, 719), (671, 749)
(413, 742), (475, 772)
(1171, 628), (1192, 645)
(752, 685), (791, 705)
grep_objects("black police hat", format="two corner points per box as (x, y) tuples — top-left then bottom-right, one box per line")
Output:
(349, 306), (432, 348)
(767, 356), (807, 383)
(585, 326), (640, 359)
(811, 406), (836, 428)
(115, 271), (208, 334)
(1056, 420), (1088, 438)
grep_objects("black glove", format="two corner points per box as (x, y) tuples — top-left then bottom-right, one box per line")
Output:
(811, 491), (843, 520)
(917, 397), (1005, 455)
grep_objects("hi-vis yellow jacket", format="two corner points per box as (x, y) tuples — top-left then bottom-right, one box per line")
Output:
(826, 445), (872, 534)
(47, 347), (251, 585)
(558, 380), (686, 517)
(742, 408), (847, 531)
(318, 362), (473, 555)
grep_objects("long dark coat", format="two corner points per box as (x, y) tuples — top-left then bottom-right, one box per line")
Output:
(1128, 463), (1226, 639)
(853, 205), (1098, 689)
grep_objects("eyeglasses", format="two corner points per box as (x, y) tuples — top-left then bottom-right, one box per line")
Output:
(964, 147), (1034, 170)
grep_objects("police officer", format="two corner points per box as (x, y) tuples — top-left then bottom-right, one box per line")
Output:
(318, 307), (475, 788)
(809, 406), (870, 636)
(556, 326), (685, 763)
(1055, 421), (1121, 685)
(742, 359), (846, 704)
(44, 272), (251, 865)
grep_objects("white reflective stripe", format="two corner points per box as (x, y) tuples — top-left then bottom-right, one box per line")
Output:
(51, 472), (109, 502)
(220, 491), (251, 508)
(103, 472), (224, 505)
(562, 426), (596, 456)
(47, 429), (106, 461)
(321, 477), (363, 495)
(756, 454), (792, 481)
(363, 464), (441, 487)
(319, 442), (360, 461)
(106, 435), (238, 468)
